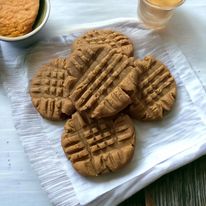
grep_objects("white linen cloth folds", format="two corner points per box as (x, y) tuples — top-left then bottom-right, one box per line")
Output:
(1, 20), (206, 206)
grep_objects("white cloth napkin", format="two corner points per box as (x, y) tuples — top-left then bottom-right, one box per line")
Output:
(1, 20), (206, 206)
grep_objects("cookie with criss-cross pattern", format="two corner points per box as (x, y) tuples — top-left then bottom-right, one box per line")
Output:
(29, 58), (75, 120)
(72, 30), (134, 56)
(61, 112), (136, 176)
(64, 46), (139, 119)
(129, 56), (177, 120)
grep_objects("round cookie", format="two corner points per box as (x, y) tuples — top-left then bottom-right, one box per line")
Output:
(72, 30), (134, 56)
(0, 0), (39, 37)
(129, 56), (177, 120)
(29, 58), (75, 120)
(64, 46), (139, 119)
(61, 112), (136, 176)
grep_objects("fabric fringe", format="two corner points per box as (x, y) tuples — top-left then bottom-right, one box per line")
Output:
(2, 59), (79, 206)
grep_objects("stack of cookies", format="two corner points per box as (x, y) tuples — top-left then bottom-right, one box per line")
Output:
(29, 30), (177, 176)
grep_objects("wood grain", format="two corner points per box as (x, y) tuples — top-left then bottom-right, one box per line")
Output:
(120, 155), (206, 206)
(145, 155), (206, 206)
(119, 189), (145, 206)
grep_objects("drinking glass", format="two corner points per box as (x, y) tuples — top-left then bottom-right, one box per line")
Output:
(138, 0), (185, 29)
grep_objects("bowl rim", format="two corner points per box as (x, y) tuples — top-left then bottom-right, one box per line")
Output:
(0, 0), (50, 42)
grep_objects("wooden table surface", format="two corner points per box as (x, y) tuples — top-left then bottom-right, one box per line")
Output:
(120, 155), (206, 206)
(0, 0), (206, 205)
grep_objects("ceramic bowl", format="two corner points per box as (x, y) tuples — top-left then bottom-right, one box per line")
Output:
(0, 0), (50, 47)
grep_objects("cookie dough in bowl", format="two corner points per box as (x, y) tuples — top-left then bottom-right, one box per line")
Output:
(0, 0), (50, 47)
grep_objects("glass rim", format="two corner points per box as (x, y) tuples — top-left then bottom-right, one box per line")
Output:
(143, 0), (185, 10)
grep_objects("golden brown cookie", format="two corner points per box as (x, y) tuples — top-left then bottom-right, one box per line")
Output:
(29, 58), (75, 120)
(61, 112), (136, 176)
(72, 30), (134, 56)
(64, 46), (139, 119)
(129, 56), (177, 120)
(0, 0), (39, 37)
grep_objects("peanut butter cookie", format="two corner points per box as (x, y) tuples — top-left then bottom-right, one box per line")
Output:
(64, 46), (139, 119)
(61, 112), (136, 176)
(29, 58), (75, 120)
(129, 56), (177, 120)
(72, 30), (134, 56)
